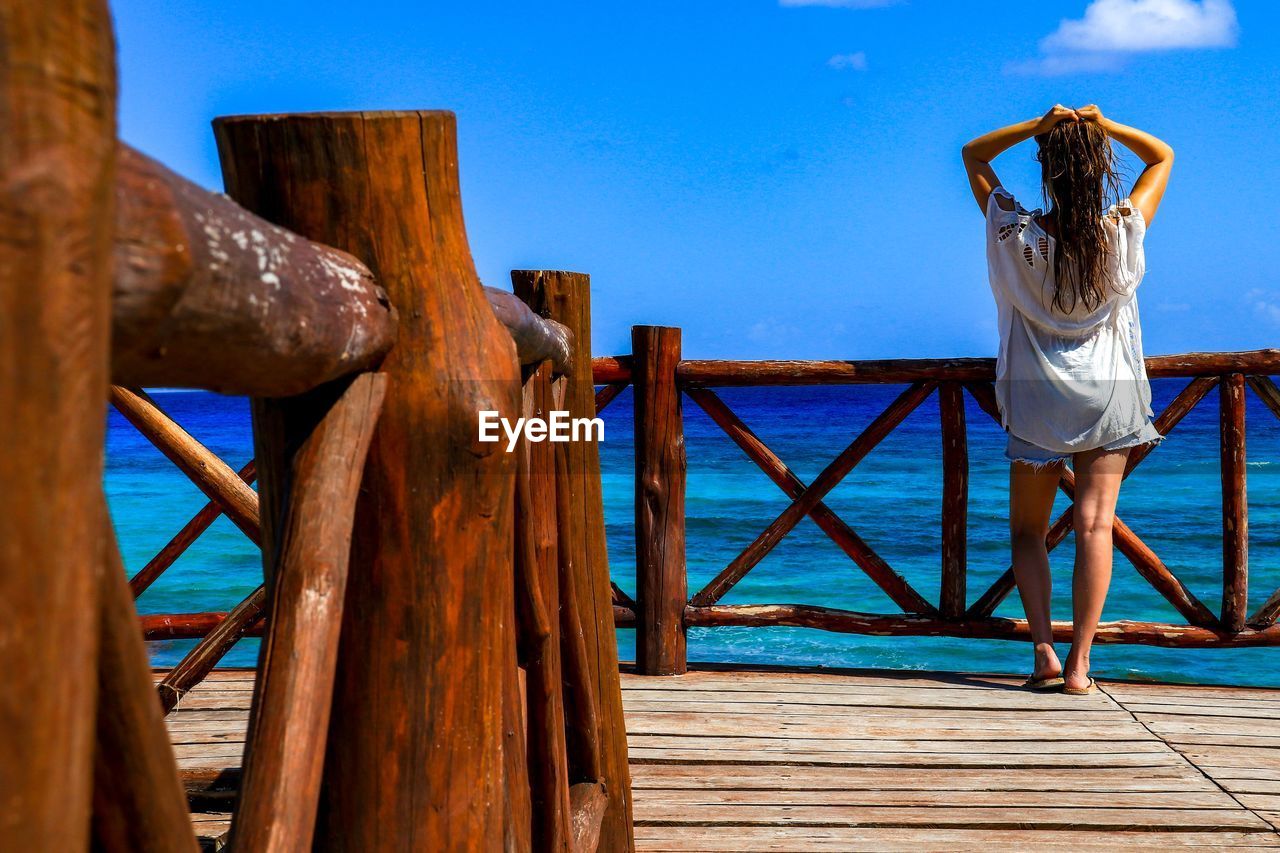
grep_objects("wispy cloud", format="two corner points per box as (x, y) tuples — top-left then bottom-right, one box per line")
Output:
(827, 52), (868, 71)
(1005, 53), (1126, 77)
(1008, 0), (1238, 76)
(1247, 289), (1280, 325)
(779, 0), (899, 8)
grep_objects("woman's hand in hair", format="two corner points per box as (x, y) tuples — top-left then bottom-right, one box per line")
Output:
(963, 106), (1077, 213)
(1036, 104), (1080, 134)
(1076, 104), (1104, 123)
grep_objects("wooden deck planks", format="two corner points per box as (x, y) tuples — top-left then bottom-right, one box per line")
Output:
(166, 666), (1280, 849)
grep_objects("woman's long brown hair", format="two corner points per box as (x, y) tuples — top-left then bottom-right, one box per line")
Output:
(1035, 121), (1125, 313)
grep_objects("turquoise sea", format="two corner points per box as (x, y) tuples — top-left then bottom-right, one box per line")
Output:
(107, 380), (1279, 688)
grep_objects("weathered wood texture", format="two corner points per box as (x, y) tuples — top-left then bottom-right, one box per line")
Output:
(110, 386), (261, 544)
(633, 326), (688, 676)
(570, 782), (610, 852)
(939, 382), (967, 619)
(141, 612), (263, 641)
(684, 604), (1280, 646)
(158, 586), (266, 714)
(0, 0), (115, 847)
(93, 512), (198, 852)
(515, 363), (573, 852)
(513, 269), (635, 851)
(486, 285), (572, 373)
(232, 374), (386, 853)
(216, 110), (521, 850)
(555, 436), (606, 786)
(113, 144), (396, 396)
(171, 666), (1280, 850)
(661, 349), (1280, 387)
(1221, 373), (1249, 633)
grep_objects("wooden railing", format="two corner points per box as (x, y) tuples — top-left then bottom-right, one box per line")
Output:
(109, 272), (626, 852)
(3, 4), (633, 846)
(596, 331), (1280, 675)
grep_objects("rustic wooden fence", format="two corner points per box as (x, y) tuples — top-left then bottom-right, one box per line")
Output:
(1, 2), (632, 849)
(596, 334), (1280, 675)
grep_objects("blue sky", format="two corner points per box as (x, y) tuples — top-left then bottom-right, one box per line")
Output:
(114, 0), (1279, 359)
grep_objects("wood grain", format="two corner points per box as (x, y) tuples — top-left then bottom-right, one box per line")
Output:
(231, 373), (386, 852)
(514, 269), (635, 850)
(93, 509), (198, 851)
(0, 0), (115, 846)
(633, 326), (688, 675)
(112, 145), (395, 396)
(1221, 373), (1249, 633)
(216, 110), (521, 850)
(939, 382), (967, 619)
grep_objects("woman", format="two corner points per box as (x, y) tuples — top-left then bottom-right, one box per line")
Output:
(962, 105), (1174, 694)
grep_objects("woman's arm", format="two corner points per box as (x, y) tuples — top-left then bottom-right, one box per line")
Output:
(1078, 105), (1173, 225)
(962, 105), (1078, 213)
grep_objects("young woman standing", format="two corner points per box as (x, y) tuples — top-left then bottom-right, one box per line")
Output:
(962, 105), (1174, 693)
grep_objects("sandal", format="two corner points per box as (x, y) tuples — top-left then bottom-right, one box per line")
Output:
(1063, 677), (1097, 696)
(1022, 674), (1065, 691)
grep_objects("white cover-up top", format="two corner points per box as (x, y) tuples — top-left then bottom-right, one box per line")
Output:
(986, 186), (1154, 453)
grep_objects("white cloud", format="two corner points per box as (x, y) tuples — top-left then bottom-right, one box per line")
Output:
(827, 52), (868, 71)
(1043, 0), (1237, 53)
(1004, 52), (1126, 77)
(1247, 289), (1280, 325)
(779, 0), (899, 7)
(1009, 0), (1238, 76)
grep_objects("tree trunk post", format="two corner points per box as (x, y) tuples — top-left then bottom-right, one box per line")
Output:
(632, 325), (687, 675)
(939, 382), (968, 619)
(0, 0), (115, 847)
(92, 511), (199, 852)
(515, 361), (573, 851)
(215, 111), (522, 850)
(1220, 372), (1248, 633)
(511, 270), (635, 852)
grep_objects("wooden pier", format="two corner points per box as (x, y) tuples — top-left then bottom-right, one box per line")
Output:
(7, 3), (1280, 848)
(174, 665), (1280, 850)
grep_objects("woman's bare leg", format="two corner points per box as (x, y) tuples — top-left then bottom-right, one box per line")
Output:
(1065, 446), (1130, 690)
(1010, 460), (1064, 680)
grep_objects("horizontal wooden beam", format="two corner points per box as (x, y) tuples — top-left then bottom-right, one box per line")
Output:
(586, 350), (1280, 388)
(113, 144), (396, 396)
(592, 356), (632, 384)
(140, 612), (263, 641)
(683, 604), (1280, 648)
(485, 287), (572, 373)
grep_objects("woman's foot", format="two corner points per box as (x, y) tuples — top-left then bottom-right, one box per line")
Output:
(1063, 647), (1091, 691)
(1031, 642), (1062, 681)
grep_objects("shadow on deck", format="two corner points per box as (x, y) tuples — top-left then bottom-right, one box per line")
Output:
(171, 664), (1280, 850)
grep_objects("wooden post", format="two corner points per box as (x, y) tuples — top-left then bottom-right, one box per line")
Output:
(1221, 373), (1249, 633)
(632, 325), (688, 675)
(515, 363), (573, 852)
(232, 374), (386, 853)
(939, 382), (968, 619)
(216, 111), (522, 849)
(92, 510), (198, 852)
(512, 270), (635, 851)
(0, 0), (115, 847)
